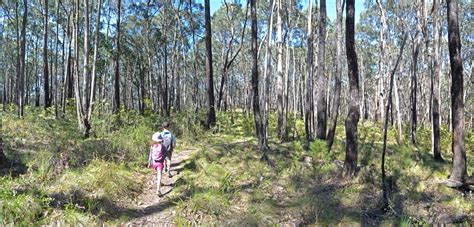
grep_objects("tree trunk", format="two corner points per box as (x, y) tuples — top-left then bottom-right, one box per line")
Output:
(73, 0), (84, 131)
(53, 0), (60, 118)
(411, 1), (422, 144)
(446, 0), (467, 188)
(43, 0), (51, 109)
(251, 0), (267, 152)
(381, 33), (407, 210)
(276, 0), (284, 139)
(304, 0), (314, 147)
(263, 0), (275, 139)
(162, 45), (169, 117)
(204, 0), (216, 129)
(113, 0), (121, 114)
(88, 0), (101, 122)
(327, 0), (342, 151)
(432, 0), (443, 161)
(316, 0), (327, 140)
(62, 14), (72, 114)
(343, 0), (359, 177)
(18, 0), (27, 118)
(82, 0), (91, 137)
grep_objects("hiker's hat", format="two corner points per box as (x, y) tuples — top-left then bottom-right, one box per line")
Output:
(152, 132), (163, 142)
(162, 121), (170, 128)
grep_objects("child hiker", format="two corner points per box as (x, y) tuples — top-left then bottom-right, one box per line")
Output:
(147, 132), (165, 196)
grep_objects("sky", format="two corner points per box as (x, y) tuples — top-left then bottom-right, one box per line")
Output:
(207, 0), (365, 23)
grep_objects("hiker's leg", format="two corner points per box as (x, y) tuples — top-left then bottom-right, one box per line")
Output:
(156, 170), (162, 194)
(167, 151), (173, 177)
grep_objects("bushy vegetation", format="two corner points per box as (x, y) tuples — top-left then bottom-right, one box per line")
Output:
(1, 107), (472, 225)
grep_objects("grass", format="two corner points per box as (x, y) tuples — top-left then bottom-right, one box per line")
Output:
(1, 106), (473, 225)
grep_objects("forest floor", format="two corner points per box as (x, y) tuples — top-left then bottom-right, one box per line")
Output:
(1, 109), (473, 225)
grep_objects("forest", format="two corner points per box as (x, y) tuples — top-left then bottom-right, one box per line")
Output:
(0, 0), (473, 225)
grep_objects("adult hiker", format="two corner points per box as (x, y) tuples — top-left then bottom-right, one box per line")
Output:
(161, 121), (176, 178)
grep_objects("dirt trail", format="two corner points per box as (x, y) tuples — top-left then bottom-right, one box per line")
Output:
(123, 148), (196, 226)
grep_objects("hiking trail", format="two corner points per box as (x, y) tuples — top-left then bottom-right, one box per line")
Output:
(123, 148), (197, 226)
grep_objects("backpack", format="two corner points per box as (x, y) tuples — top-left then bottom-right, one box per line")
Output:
(161, 131), (173, 152)
(152, 144), (164, 162)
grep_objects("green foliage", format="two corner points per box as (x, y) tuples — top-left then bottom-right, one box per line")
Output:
(48, 159), (143, 202)
(0, 178), (50, 225)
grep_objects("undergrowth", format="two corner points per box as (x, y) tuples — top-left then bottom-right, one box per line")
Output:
(1, 106), (473, 225)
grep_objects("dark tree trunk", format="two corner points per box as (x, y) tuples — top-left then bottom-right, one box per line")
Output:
(113, 0), (121, 114)
(316, 0), (327, 140)
(447, 0), (467, 188)
(17, 0), (27, 118)
(251, 0), (267, 152)
(204, 0), (216, 129)
(343, 0), (359, 177)
(432, 0), (443, 161)
(43, 0), (51, 109)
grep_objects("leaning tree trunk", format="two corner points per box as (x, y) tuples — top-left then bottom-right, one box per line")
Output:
(88, 0), (101, 122)
(113, 0), (121, 114)
(382, 33), (407, 209)
(343, 0), (360, 177)
(446, 0), (467, 188)
(316, 0), (327, 140)
(432, 0), (443, 161)
(327, 0), (343, 151)
(43, 0), (51, 109)
(204, 0), (216, 129)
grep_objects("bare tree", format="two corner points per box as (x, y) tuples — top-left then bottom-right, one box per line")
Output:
(446, 0), (467, 188)
(343, 0), (359, 177)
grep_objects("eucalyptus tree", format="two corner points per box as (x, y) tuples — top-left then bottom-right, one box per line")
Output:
(43, 0), (51, 109)
(316, 0), (327, 140)
(304, 0), (314, 147)
(446, 0), (467, 188)
(250, 0), (267, 152)
(113, 0), (122, 114)
(344, 0), (360, 177)
(327, 0), (343, 151)
(431, 0), (443, 161)
(204, 0), (216, 129)
(17, 0), (27, 118)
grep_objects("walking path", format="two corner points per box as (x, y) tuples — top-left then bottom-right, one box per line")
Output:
(123, 148), (196, 226)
